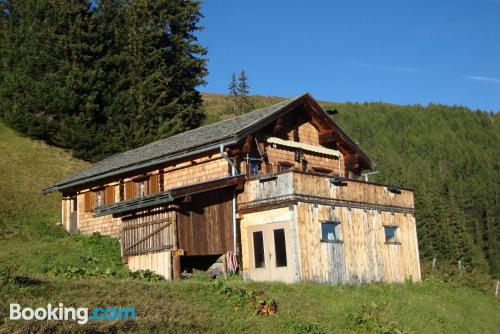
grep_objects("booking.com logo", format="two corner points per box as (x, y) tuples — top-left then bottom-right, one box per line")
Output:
(10, 303), (136, 325)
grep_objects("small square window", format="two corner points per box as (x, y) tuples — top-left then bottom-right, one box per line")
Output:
(384, 226), (399, 244)
(321, 221), (342, 242)
(277, 161), (293, 173)
(278, 164), (289, 172)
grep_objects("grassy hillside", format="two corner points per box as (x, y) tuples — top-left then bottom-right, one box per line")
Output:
(0, 119), (499, 333)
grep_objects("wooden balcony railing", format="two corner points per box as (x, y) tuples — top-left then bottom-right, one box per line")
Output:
(238, 171), (414, 212)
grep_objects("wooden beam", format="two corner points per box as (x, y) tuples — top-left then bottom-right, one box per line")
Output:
(241, 135), (254, 154)
(345, 153), (360, 170)
(318, 129), (337, 145)
(172, 254), (181, 280)
(229, 147), (242, 156)
(122, 217), (171, 231)
(123, 221), (173, 253)
(272, 118), (283, 133)
(124, 244), (173, 256)
(304, 105), (327, 131)
(170, 175), (244, 198)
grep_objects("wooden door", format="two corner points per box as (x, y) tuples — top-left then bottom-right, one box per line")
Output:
(247, 221), (295, 283)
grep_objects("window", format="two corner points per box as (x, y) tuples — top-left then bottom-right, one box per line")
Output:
(139, 181), (146, 197)
(134, 179), (149, 198)
(294, 148), (303, 162)
(277, 164), (290, 172)
(250, 160), (261, 175)
(312, 167), (332, 175)
(70, 197), (77, 212)
(119, 181), (124, 201)
(301, 159), (308, 172)
(321, 220), (342, 242)
(384, 226), (399, 244)
(159, 172), (164, 192)
(253, 231), (265, 268)
(273, 228), (288, 267)
(277, 161), (293, 173)
(95, 190), (105, 208)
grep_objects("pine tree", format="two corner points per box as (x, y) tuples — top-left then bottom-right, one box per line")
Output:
(0, 0), (208, 162)
(0, 0), (97, 147)
(228, 72), (238, 115)
(237, 70), (250, 114)
(93, 0), (207, 161)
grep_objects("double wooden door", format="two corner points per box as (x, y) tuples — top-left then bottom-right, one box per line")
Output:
(247, 221), (295, 283)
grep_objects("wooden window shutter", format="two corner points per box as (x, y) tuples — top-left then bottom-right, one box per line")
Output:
(159, 172), (164, 192)
(119, 182), (124, 201)
(87, 191), (96, 211)
(105, 186), (115, 205)
(84, 192), (91, 212)
(149, 174), (159, 194)
(125, 181), (134, 200)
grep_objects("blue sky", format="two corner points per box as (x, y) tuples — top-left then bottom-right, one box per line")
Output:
(198, 0), (500, 112)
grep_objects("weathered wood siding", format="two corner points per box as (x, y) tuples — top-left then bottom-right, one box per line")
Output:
(120, 206), (175, 280)
(177, 188), (234, 256)
(126, 250), (172, 279)
(294, 172), (414, 208)
(61, 149), (231, 237)
(238, 171), (420, 284)
(163, 151), (229, 190)
(289, 121), (320, 145)
(296, 203), (421, 284)
(265, 146), (345, 176)
(75, 184), (122, 237)
(121, 205), (174, 256)
(238, 172), (414, 210)
(61, 197), (71, 231)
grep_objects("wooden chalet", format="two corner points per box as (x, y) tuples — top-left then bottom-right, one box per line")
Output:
(43, 93), (421, 284)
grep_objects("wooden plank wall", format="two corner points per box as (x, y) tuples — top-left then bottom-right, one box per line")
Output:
(293, 172), (414, 209)
(177, 188), (234, 256)
(238, 172), (414, 210)
(265, 146), (345, 176)
(121, 205), (174, 256)
(262, 114), (347, 176)
(163, 152), (229, 190)
(291, 121), (320, 145)
(65, 150), (230, 237)
(61, 197), (70, 231)
(238, 172), (295, 204)
(76, 186), (122, 237)
(126, 250), (172, 280)
(296, 203), (421, 284)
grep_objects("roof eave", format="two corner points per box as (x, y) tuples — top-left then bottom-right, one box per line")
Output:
(303, 93), (375, 170)
(42, 137), (239, 194)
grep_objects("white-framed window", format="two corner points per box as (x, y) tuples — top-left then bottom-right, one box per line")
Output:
(139, 180), (146, 197)
(95, 191), (104, 208)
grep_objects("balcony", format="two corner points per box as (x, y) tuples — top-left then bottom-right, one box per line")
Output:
(238, 171), (414, 213)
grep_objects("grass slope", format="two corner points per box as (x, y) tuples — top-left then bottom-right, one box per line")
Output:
(0, 121), (499, 333)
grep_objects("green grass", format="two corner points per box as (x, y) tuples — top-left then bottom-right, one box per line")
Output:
(0, 119), (499, 333)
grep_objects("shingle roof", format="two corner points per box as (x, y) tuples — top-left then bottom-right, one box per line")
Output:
(43, 95), (303, 193)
